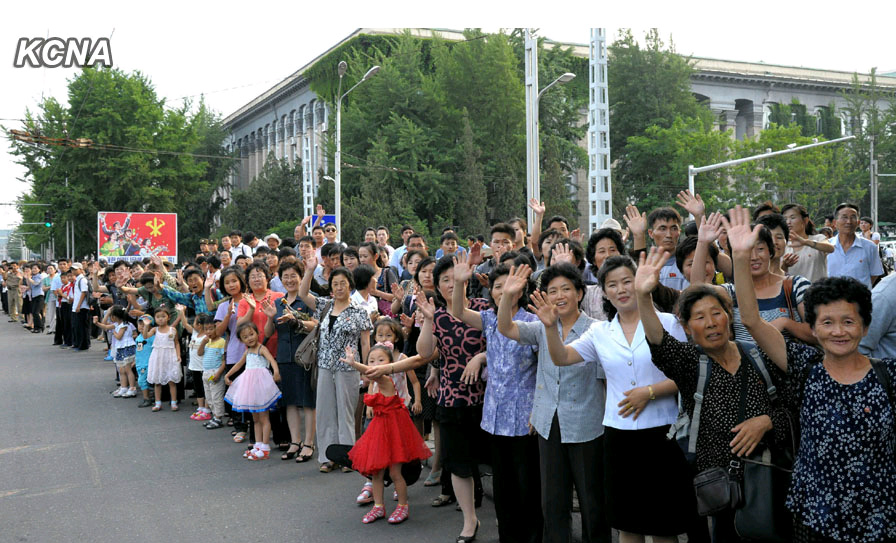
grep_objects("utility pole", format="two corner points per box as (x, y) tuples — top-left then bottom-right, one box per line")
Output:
(524, 29), (539, 228)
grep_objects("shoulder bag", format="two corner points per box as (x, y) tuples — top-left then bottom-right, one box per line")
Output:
(294, 299), (332, 389)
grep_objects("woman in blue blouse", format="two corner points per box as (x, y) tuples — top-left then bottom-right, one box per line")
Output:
(728, 205), (896, 543)
(450, 253), (542, 543)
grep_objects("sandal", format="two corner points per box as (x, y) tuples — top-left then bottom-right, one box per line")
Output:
(151, 404), (162, 412)
(319, 462), (336, 473)
(247, 448), (269, 461)
(281, 442), (302, 461)
(356, 482), (374, 505)
(233, 432), (247, 443)
(226, 417), (234, 427)
(431, 494), (456, 507)
(423, 469), (442, 486)
(361, 505), (385, 524)
(296, 444), (315, 463)
(388, 504), (409, 524)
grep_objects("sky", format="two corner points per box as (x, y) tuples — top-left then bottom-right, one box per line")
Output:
(2, 1), (894, 230)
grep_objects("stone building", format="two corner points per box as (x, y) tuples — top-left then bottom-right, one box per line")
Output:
(222, 28), (896, 233)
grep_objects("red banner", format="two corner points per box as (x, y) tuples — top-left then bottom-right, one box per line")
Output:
(97, 212), (178, 263)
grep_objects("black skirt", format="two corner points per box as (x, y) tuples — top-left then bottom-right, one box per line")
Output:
(437, 404), (488, 478)
(603, 425), (695, 536)
(278, 362), (315, 408)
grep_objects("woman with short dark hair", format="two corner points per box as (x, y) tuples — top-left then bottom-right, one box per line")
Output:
(727, 205), (896, 543)
(635, 240), (795, 542)
(298, 254), (372, 472)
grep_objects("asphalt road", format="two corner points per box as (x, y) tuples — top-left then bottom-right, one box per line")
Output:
(0, 319), (504, 543)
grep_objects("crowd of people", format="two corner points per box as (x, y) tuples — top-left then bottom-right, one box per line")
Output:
(2, 194), (896, 543)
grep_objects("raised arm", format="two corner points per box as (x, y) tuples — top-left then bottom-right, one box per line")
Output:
(450, 253), (482, 329)
(530, 289), (583, 366)
(635, 248), (670, 345)
(624, 204), (648, 252)
(496, 265), (530, 341)
(675, 189), (706, 225)
(723, 206), (788, 370)
(691, 212), (724, 285)
(415, 290), (438, 359)
(297, 254), (318, 311)
(528, 198), (545, 256)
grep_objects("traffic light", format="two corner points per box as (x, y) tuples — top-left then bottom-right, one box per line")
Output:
(43, 210), (53, 228)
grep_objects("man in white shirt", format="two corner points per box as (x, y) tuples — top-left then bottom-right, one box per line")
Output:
(242, 231), (262, 254)
(828, 204), (884, 288)
(71, 262), (91, 351)
(228, 230), (253, 260)
(376, 226), (395, 262)
(388, 225), (416, 276)
(860, 216), (881, 246)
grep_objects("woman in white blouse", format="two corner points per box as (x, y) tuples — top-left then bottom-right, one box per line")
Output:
(539, 255), (695, 543)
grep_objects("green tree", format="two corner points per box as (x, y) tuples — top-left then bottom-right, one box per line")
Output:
(219, 155), (303, 236)
(607, 29), (713, 161)
(454, 110), (488, 237)
(615, 117), (733, 214)
(10, 67), (233, 259)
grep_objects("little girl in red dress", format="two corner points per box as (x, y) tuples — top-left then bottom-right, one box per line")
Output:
(340, 343), (431, 525)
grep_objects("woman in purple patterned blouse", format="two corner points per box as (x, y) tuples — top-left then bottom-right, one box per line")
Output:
(416, 255), (488, 543)
(449, 253), (541, 543)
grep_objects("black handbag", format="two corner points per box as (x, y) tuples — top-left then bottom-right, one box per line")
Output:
(694, 463), (743, 516)
(735, 444), (794, 542)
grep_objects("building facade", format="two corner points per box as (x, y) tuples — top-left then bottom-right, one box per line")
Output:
(223, 29), (896, 233)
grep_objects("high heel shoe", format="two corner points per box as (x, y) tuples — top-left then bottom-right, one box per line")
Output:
(281, 442), (302, 460)
(456, 520), (480, 543)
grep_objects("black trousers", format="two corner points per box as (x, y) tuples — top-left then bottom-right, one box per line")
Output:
(73, 308), (91, 349)
(31, 294), (45, 331)
(538, 416), (611, 543)
(1, 289), (7, 313)
(57, 303), (71, 345)
(489, 433), (543, 543)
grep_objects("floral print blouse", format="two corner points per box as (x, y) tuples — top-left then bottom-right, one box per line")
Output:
(312, 295), (372, 372)
(432, 299), (489, 408)
(785, 344), (896, 543)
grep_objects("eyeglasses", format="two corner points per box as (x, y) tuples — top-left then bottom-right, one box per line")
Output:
(325, 229), (336, 233)
(837, 214), (858, 222)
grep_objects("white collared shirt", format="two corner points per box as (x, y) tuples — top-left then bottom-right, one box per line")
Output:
(570, 311), (685, 430)
(827, 235), (884, 288)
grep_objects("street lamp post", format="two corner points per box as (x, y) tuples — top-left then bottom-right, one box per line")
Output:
(524, 28), (576, 227)
(335, 62), (380, 240)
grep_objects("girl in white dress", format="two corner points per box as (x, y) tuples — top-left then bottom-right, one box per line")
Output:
(145, 306), (182, 412)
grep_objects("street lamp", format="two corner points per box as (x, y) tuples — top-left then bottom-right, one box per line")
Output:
(526, 70), (576, 226)
(335, 62), (380, 239)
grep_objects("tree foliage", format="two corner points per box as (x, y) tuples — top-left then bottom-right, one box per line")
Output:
(305, 29), (588, 245)
(218, 155), (303, 237)
(9, 67), (233, 259)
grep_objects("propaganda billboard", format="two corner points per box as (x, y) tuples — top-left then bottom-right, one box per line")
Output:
(97, 212), (177, 263)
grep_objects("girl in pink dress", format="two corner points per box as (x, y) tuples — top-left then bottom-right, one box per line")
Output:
(224, 322), (282, 461)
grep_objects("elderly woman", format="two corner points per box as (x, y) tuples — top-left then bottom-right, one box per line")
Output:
(541, 256), (693, 543)
(727, 206), (896, 543)
(261, 261), (317, 463)
(635, 243), (794, 542)
(497, 262), (611, 543)
(298, 253), (371, 472)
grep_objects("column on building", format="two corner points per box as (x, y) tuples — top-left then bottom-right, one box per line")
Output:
(280, 114), (287, 160)
(287, 111), (296, 166)
(247, 134), (256, 185)
(710, 102), (738, 138)
(748, 102), (764, 138)
(272, 119), (278, 160)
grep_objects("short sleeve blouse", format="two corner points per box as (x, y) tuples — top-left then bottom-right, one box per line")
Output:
(312, 296), (373, 372)
(648, 331), (796, 473)
(273, 296), (311, 364)
(432, 299), (489, 408)
(785, 348), (896, 542)
(237, 290), (284, 356)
